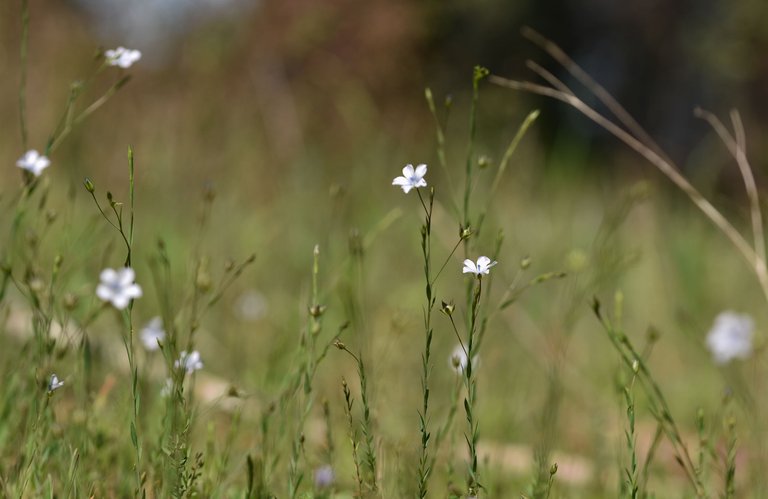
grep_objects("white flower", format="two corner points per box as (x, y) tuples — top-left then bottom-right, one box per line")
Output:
(105, 46), (142, 68)
(449, 344), (478, 375)
(16, 150), (50, 177)
(462, 256), (497, 276)
(313, 464), (334, 488)
(175, 350), (203, 374)
(706, 311), (754, 364)
(392, 163), (427, 193)
(140, 316), (165, 351)
(48, 373), (64, 393)
(96, 267), (143, 310)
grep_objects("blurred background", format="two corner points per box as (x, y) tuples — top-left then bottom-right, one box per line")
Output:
(1, 0), (768, 495)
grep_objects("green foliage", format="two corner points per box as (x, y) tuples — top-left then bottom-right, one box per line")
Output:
(2, 11), (768, 499)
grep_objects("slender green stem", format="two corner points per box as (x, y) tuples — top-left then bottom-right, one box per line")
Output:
(475, 110), (539, 237)
(464, 276), (483, 495)
(19, 0), (29, 150)
(48, 75), (132, 154)
(593, 300), (706, 497)
(462, 67), (489, 230)
(447, 314), (468, 358)
(417, 188), (435, 498)
(424, 88), (459, 218)
(431, 237), (464, 287)
(128, 147), (135, 262)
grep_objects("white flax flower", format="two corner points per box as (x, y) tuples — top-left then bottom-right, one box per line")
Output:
(462, 256), (497, 277)
(96, 267), (143, 310)
(48, 373), (64, 393)
(706, 311), (754, 364)
(175, 350), (203, 374)
(16, 150), (50, 177)
(105, 46), (142, 68)
(392, 163), (427, 193)
(449, 344), (478, 375)
(140, 316), (165, 351)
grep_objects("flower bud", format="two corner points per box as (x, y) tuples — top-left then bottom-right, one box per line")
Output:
(83, 177), (95, 193)
(309, 304), (327, 318)
(441, 301), (455, 316)
(63, 292), (78, 310)
(196, 272), (212, 292)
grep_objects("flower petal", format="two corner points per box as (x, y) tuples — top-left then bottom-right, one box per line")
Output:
(96, 284), (114, 301)
(125, 283), (143, 299)
(118, 267), (136, 286)
(462, 259), (477, 274)
(402, 164), (414, 177)
(414, 164), (427, 178)
(112, 295), (130, 310)
(100, 268), (117, 284)
(392, 176), (409, 186)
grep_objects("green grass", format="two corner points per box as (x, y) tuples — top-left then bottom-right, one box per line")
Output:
(2, 8), (768, 499)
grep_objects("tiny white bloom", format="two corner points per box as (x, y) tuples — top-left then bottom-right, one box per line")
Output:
(96, 267), (143, 310)
(462, 256), (497, 276)
(392, 163), (427, 194)
(175, 350), (203, 374)
(16, 150), (51, 177)
(48, 373), (64, 393)
(449, 344), (478, 375)
(140, 316), (165, 351)
(105, 46), (142, 68)
(706, 311), (754, 364)
(313, 464), (334, 488)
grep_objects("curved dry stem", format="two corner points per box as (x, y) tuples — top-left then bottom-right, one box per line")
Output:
(521, 26), (673, 165)
(694, 108), (768, 298)
(489, 74), (768, 304)
(525, 60), (574, 96)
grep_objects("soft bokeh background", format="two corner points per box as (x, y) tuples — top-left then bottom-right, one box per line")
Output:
(2, 0), (768, 496)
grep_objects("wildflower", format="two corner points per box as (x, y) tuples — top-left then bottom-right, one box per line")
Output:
(48, 373), (64, 393)
(462, 256), (497, 276)
(16, 150), (50, 177)
(392, 163), (427, 193)
(175, 350), (203, 374)
(706, 311), (754, 364)
(140, 316), (165, 351)
(314, 465), (334, 488)
(449, 344), (478, 375)
(96, 267), (143, 310)
(105, 46), (142, 68)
